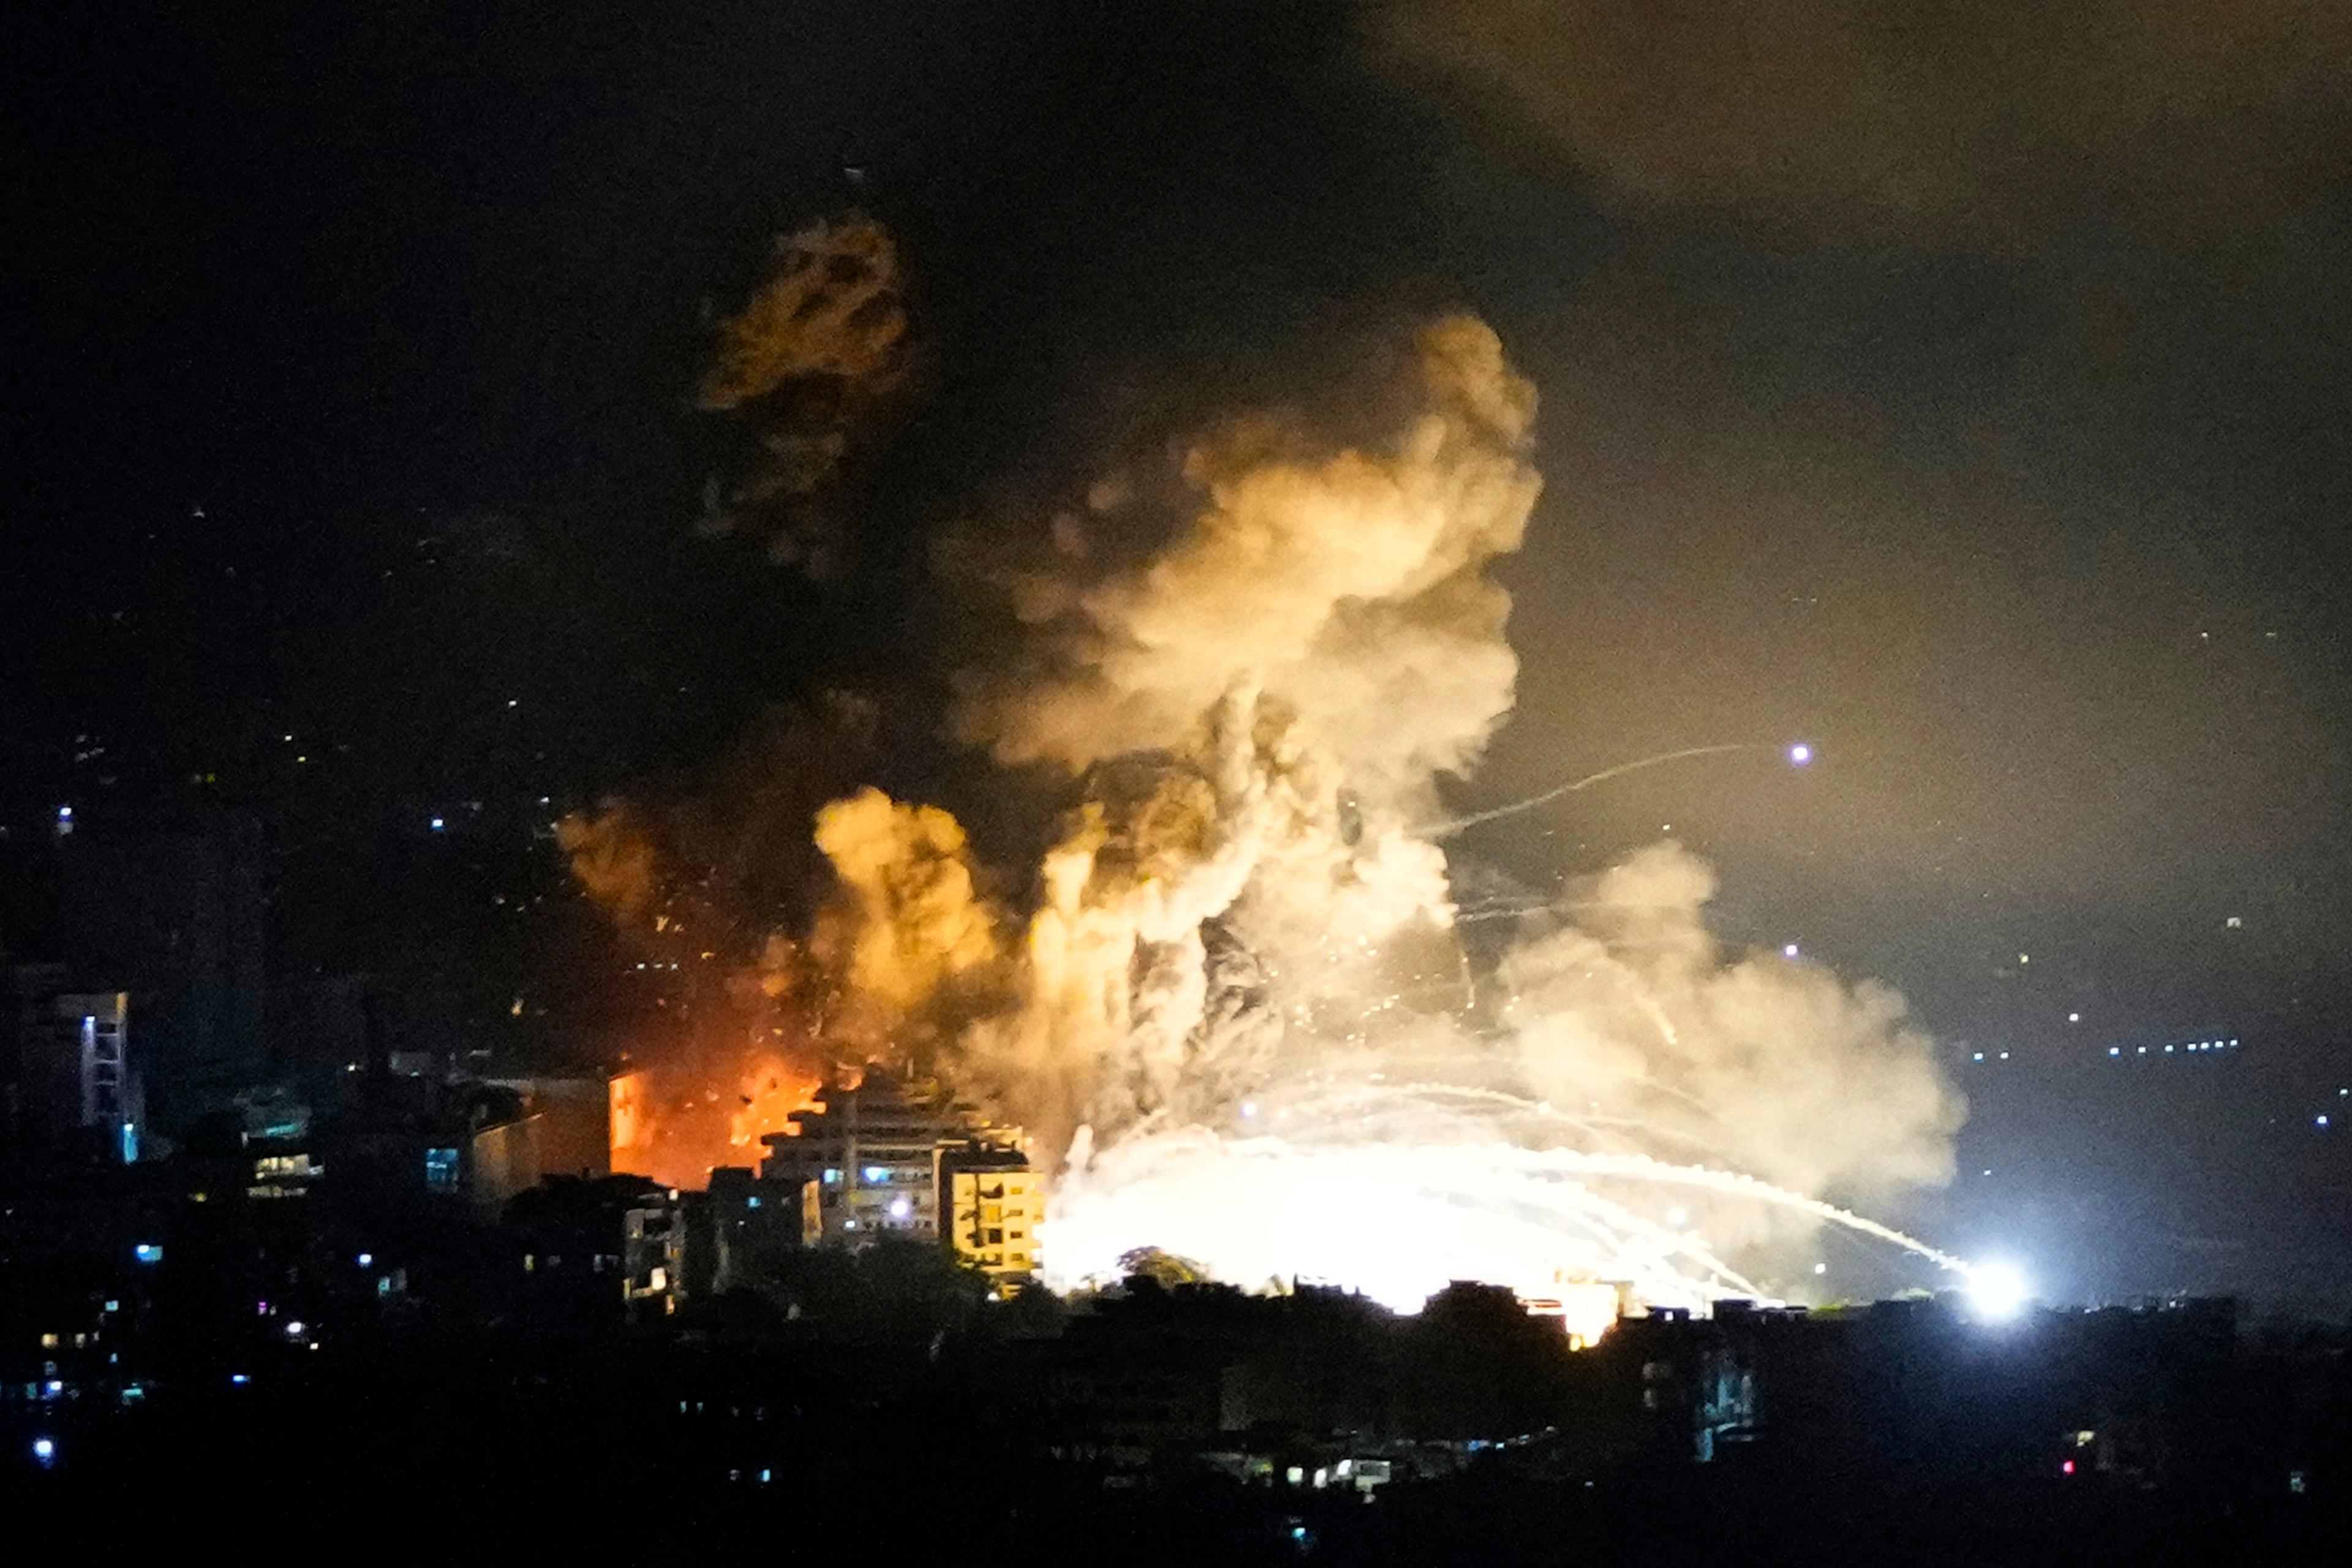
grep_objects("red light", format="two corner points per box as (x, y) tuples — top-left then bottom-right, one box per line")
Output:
(2061, 1460), (2076, 1476)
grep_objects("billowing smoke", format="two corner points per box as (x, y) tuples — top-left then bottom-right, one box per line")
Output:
(799, 312), (1966, 1305)
(577, 304), (1966, 1302)
(1501, 842), (1961, 1200)
(930, 315), (1539, 1153)
(695, 212), (911, 576)
(807, 786), (1003, 1063)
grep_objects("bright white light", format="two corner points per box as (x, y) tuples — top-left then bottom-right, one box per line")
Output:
(2068, 1012), (2081, 1023)
(356, 1253), (372, 1268)
(2108, 1047), (2120, 1057)
(888, 1196), (912, 1219)
(1782, 943), (1800, 959)
(1964, 1260), (2031, 1321)
(1787, 744), (1812, 766)
(1044, 1126), (1969, 1312)
(2320, 1116), (2332, 1129)
(429, 816), (445, 831)
(1812, 1262), (1827, 1275)
(284, 1320), (306, 1338)
(32, 1438), (55, 1463)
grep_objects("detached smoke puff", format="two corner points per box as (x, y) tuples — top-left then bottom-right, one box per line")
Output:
(696, 212), (911, 576)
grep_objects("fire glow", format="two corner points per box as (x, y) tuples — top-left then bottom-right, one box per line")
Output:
(571, 307), (1972, 1314)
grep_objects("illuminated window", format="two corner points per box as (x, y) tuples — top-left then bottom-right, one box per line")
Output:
(424, 1147), (461, 1191)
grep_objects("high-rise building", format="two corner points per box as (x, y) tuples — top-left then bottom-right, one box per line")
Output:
(759, 1067), (1036, 1271)
(4, 969), (143, 1164)
(55, 808), (266, 1130)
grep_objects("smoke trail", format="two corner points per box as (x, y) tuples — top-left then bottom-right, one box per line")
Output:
(1420, 742), (1756, 837)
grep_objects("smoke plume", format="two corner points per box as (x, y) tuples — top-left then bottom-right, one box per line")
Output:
(696, 212), (911, 576)
(808, 311), (1965, 1300)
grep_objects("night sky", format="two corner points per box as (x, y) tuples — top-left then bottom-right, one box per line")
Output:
(8, 2), (2350, 1303)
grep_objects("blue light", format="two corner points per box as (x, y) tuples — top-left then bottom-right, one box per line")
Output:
(133, 1243), (162, 1265)
(356, 1252), (373, 1268)
(32, 1437), (55, 1466)
(747, 1196), (761, 1209)
(429, 816), (445, 831)
(823, 1168), (840, 1185)
(862, 1165), (888, 1183)
(120, 1120), (138, 1163)
(230, 1373), (250, 1385)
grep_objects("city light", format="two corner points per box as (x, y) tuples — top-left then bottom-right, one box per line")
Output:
(32, 1437), (55, 1466)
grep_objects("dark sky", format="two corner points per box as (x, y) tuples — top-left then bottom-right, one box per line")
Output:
(8, 1), (2350, 1300)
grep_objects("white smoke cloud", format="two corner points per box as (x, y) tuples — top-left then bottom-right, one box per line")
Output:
(1501, 842), (1963, 1200)
(807, 313), (1965, 1305)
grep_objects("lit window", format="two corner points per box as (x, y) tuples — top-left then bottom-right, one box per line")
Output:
(424, 1148), (461, 1191)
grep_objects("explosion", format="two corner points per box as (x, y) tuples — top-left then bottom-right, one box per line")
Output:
(790, 314), (1969, 1314)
